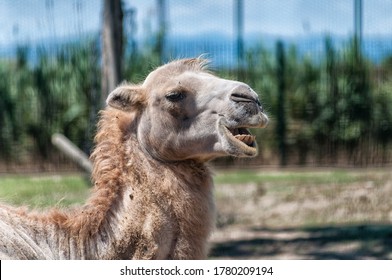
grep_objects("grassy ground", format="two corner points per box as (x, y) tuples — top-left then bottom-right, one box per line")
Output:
(0, 167), (391, 259)
(0, 173), (89, 208)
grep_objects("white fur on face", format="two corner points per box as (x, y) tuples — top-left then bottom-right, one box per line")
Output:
(138, 70), (268, 162)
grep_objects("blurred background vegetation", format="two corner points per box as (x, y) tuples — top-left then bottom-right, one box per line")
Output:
(0, 0), (392, 172)
(2, 1), (392, 259)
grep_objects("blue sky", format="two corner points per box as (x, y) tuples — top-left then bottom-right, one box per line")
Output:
(0, 0), (391, 47)
(127, 0), (392, 37)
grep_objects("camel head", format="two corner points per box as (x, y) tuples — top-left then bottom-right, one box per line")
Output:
(106, 58), (269, 162)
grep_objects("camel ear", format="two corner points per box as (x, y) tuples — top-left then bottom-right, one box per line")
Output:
(106, 84), (145, 111)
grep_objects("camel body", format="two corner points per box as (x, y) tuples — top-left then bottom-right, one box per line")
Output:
(0, 58), (268, 259)
(0, 116), (213, 259)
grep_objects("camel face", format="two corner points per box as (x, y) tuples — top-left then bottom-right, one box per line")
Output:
(107, 58), (268, 162)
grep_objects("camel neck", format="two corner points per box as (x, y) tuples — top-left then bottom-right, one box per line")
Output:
(62, 110), (213, 259)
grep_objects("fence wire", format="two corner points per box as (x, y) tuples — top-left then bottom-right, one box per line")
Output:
(0, 0), (392, 170)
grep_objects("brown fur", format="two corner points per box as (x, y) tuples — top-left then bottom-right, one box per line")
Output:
(0, 58), (268, 259)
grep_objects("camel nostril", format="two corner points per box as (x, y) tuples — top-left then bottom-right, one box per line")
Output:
(230, 93), (256, 103)
(230, 93), (263, 110)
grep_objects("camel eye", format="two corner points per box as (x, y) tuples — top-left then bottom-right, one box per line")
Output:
(165, 91), (186, 102)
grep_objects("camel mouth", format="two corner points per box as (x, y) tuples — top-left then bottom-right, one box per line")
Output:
(228, 127), (256, 147)
(221, 125), (258, 157)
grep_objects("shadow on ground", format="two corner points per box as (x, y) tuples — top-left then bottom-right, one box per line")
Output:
(210, 224), (392, 259)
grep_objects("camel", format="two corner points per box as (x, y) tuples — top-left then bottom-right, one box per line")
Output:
(0, 58), (268, 259)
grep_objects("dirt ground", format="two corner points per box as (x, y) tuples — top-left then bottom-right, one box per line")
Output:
(209, 169), (392, 259)
(210, 224), (392, 259)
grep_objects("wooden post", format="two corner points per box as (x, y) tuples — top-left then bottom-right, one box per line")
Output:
(354, 0), (362, 56)
(156, 0), (167, 63)
(234, 0), (244, 72)
(51, 133), (92, 174)
(101, 0), (124, 106)
(276, 41), (287, 167)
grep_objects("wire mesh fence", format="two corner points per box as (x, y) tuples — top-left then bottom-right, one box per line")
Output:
(0, 0), (392, 170)
(3, 1), (392, 67)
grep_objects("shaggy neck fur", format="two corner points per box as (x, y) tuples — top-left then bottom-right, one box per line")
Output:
(0, 109), (215, 259)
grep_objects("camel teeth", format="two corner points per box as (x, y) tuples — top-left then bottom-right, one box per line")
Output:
(234, 134), (255, 145)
